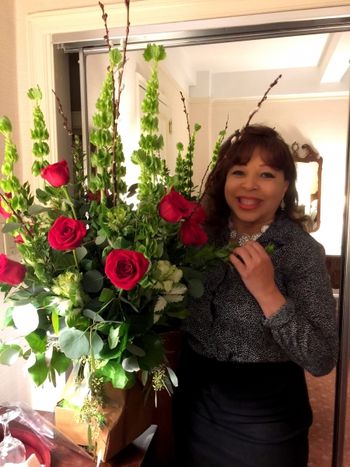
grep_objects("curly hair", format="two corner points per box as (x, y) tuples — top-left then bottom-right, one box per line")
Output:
(202, 124), (306, 237)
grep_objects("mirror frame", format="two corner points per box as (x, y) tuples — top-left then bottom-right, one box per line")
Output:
(56, 12), (350, 467)
(291, 141), (323, 232)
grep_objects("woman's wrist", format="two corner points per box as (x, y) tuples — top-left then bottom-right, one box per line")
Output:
(257, 287), (287, 318)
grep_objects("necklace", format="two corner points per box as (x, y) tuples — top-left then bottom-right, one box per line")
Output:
(229, 224), (270, 246)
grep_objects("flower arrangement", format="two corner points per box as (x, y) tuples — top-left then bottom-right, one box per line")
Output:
(0, 1), (229, 414)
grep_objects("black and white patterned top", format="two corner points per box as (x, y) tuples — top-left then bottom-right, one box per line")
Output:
(184, 212), (339, 376)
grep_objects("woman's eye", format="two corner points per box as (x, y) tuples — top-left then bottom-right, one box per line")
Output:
(260, 171), (275, 178)
(231, 169), (245, 176)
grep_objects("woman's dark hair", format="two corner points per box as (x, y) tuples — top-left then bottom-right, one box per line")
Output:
(202, 124), (305, 237)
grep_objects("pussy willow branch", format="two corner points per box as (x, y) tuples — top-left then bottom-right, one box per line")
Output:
(198, 116), (229, 199)
(0, 193), (34, 238)
(99, 1), (130, 203)
(180, 91), (191, 145)
(243, 74), (282, 128)
(52, 90), (73, 136)
(99, 1), (111, 51)
(113, 0), (130, 201)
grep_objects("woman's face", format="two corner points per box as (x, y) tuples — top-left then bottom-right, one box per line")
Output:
(224, 147), (289, 233)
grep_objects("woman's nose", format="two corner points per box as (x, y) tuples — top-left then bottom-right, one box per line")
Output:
(241, 175), (258, 190)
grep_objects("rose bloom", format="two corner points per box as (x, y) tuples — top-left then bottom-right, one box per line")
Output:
(105, 249), (149, 291)
(48, 216), (87, 251)
(0, 254), (26, 286)
(158, 188), (194, 223)
(188, 202), (206, 224)
(180, 219), (208, 246)
(41, 160), (70, 187)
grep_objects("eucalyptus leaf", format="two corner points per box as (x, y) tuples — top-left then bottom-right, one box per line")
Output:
(28, 204), (51, 215)
(82, 270), (104, 293)
(83, 308), (105, 322)
(122, 355), (140, 372)
(108, 326), (121, 349)
(91, 332), (104, 356)
(167, 366), (178, 387)
(187, 278), (204, 298)
(76, 246), (88, 262)
(59, 328), (89, 359)
(2, 222), (22, 233)
(127, 343), (146, 357)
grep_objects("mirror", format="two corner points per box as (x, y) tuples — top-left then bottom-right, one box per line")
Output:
(291, 141), (323, 232)
(54, 16), (350, 467)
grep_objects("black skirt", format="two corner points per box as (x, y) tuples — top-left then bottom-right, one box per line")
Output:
(173, 345), (313, 467)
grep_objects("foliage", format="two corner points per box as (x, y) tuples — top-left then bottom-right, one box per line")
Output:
(0, 7), (229, 402)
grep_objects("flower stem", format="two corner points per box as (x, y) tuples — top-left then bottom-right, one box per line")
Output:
(62, 186), (77, 219)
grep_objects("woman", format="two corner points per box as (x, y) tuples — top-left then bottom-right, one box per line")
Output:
(173, 125), (338, 467)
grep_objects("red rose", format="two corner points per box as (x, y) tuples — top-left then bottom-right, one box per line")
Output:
(188, 202), (206, 224)
(180, 219), (208, 246)
(159, 188), (194, 223)
(105, 249), (149, 291)
(41, 160), (70, 187)
(0, 201), (11, 219)
(48, 216), (87, 251)
(0, 254), (26, 286)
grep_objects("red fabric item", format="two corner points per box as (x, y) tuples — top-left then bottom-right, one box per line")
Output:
(2, 427), (51, 466)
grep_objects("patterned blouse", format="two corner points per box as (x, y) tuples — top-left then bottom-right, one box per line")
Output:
(184, 212), (339, 376)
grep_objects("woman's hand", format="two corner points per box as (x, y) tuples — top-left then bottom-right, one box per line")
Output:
(229, 241), (286, 317)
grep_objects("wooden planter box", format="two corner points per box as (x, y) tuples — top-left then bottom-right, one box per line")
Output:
(54, 382), (154, 462)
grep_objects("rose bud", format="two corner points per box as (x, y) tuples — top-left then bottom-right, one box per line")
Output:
(105, 249), (149, 291)
(48, 216), (87, 251)
(14, 234), (24, 244)
(0, 201), (11, 219)
(41, 160), (70, 187)
(0, 254), (26, 286)
(158, 187), (194, 223)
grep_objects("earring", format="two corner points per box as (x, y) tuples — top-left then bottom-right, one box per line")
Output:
(280, 198), (285, 210)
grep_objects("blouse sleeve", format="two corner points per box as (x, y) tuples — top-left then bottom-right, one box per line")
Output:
(263, 238), (339, 376)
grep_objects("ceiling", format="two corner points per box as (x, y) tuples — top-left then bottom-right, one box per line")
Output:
(162, 31), (350, 98)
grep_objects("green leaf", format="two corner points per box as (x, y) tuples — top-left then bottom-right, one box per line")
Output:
(52, 310), (60, 334)
(99, 288), (114, 303)
(28, 204), (51, 215)
(127, 343), (146, 357)
(0, 116), (12, 134)
(50, 347), (71, 374)
(76, 246), (88, 262)
(83, 308), (104, 322)
(28, 353), (49, 386)
(25, 329), (47, 353)
(2, 222), (22, 233)
(82, 270), (104, 293)
(0, 344), (22, 365)
(167, 366), (178, 387)
(108, 326), (121, 349)
(96, 361), (135, 389)
(27, 86), (43, 101)
(91, 332), (104, 356)
(59, 328), (89, 359)
(187, 278), (204, 298)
